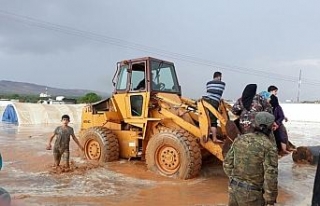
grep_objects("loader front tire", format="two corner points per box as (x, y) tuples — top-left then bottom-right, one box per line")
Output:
(81, 127), (119, 163)
(146, 128), (202, 180)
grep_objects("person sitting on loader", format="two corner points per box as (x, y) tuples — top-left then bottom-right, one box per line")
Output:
(203, 71), (226, 143)
(232, 84), (272, 134)
(259, 90), (271, 102)
(269, 94), (292, 155)
(135, 78), (159, 90)
(135, 78), (147, 90)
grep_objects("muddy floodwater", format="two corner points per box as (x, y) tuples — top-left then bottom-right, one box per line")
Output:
(0, 121), (319, 206)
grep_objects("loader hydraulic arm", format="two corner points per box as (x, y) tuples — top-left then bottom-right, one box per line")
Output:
(156, 94), (232, 161)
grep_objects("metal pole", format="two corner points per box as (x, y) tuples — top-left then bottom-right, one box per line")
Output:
(297, 69), (302, 103)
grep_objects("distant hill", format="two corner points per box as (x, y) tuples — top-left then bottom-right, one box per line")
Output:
(0, 80), (109, 97)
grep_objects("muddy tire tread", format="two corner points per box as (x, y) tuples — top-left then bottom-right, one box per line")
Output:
(146, 128), (201, 179)
(81, 126), (119, 162)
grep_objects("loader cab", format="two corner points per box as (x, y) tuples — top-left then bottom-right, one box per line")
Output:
(114, 57), (181, 94)
(113, 57), (181, 119)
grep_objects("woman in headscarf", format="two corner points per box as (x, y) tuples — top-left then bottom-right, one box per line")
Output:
(270, 94), (291, 154)
(232, 84), (272, 134)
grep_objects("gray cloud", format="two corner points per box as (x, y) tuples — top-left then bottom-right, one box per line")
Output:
(1, 1), (320, 101)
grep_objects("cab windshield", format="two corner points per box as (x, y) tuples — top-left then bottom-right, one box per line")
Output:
(151, 61), (180, 93)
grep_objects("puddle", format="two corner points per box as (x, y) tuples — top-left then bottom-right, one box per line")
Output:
(0, 122), (319, 205)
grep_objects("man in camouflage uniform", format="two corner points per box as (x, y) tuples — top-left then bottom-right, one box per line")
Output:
(223, 112), (278, 206)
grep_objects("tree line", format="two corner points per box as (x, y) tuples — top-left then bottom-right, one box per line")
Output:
(0, 92), (102, 104)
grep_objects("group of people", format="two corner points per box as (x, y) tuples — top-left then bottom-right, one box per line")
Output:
(204, 72), (292, 154)
(204, 71), (294, 206)
(232, 84), (292, 154)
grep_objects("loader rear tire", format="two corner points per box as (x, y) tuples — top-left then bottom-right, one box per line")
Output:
(146, 128), (202, 180)
(81, 127), (119, 163)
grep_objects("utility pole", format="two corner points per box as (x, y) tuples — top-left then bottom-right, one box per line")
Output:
(297, 69), (302, 103)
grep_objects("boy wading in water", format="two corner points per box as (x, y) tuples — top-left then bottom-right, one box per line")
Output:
(46, 114), (84, 169)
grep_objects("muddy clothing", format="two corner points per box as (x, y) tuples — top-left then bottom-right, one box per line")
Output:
(223, 132), (278, 205)
(204, 79), (225, 127)
(53, 126), (74, 164)
(232, 94), (272, 134)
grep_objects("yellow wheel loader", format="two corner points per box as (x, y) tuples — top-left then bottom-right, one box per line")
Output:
(80, 57), (238, 179)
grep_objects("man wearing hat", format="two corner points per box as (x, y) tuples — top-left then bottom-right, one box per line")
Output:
(223, 111), (278, 206)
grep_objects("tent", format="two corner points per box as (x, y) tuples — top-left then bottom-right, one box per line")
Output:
(1, 102), (84, 125)
(2, 104), (18, 124)
(0, 101), (11, 122)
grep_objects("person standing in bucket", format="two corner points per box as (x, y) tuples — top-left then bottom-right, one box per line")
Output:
(223, 111), (278, 206)
(203, 71), (226, 143)
(46, 114), (84, 169)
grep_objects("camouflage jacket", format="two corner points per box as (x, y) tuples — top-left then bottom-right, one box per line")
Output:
(232, 94), (272, 134)
(223, 132), (278, 203)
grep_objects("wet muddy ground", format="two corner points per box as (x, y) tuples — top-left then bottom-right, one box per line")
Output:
(0, 121), (319, 206)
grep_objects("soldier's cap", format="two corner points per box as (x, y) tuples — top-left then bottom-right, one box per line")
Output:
(255, 112), (275, 128)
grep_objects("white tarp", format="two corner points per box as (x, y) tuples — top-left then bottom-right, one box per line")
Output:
(2, 101), (319, 124)
(2, 102), (84, 125)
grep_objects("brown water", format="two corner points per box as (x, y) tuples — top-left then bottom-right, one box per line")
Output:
(0, 121), (318, 206)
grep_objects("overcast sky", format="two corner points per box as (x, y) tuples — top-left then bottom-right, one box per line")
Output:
(1, 1), (320, 101)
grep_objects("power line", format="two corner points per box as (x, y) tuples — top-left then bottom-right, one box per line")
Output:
(1, 10), (320, 86)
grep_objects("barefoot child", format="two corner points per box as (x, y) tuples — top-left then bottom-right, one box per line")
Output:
(46, 114), (84, 168)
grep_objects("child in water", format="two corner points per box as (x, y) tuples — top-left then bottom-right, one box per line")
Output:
(46, 114), (84, 169)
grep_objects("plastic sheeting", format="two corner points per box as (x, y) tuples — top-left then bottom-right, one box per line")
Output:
(0, 106), (6, 121)
(2, 105), (18, 123)
(0, 101), (11, 121)
(1, 102), (84, 125)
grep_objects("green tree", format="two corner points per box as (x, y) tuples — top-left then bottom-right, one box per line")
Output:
(80, 92), (102, 103)
(11, 94), (20, 100)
